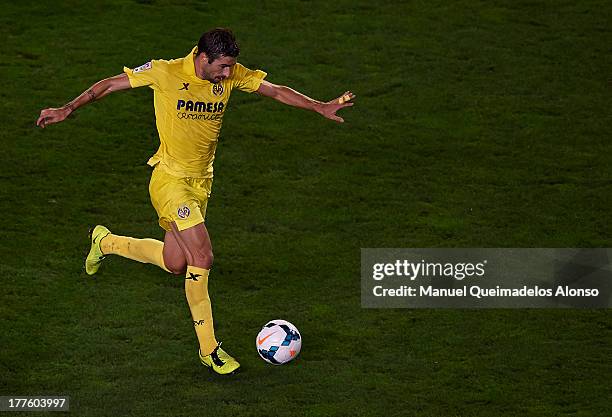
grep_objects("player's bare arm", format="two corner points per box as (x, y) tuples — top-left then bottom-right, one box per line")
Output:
(36, 73), (132, 128)
(256, 79), (356, 123)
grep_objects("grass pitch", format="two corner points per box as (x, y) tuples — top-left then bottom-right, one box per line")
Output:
(1, 1), (611, 416)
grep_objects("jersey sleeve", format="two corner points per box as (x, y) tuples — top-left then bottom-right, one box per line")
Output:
(123, 60), (165, 88)
(231, 63), (267, 93)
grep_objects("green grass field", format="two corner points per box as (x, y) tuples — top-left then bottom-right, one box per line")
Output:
(1, 0), (611, 415)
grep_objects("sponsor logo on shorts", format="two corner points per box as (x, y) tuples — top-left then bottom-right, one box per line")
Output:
(177, 205), (190, 219)
(133, 61), (152, 73)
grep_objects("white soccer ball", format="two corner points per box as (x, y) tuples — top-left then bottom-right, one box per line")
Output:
(256, 319), (302, 365)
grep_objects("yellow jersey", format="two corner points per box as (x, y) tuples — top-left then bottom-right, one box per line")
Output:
(124, 47), (266, 178)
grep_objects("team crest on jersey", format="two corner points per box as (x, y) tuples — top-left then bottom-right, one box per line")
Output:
(133, 61), (152, 73)
(212, 83), (224, 96)
(177, 205), (191, 219)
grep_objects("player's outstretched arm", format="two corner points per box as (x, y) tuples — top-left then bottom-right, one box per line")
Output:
(256, 80), (355, 123)
(36, 73), (132, 128)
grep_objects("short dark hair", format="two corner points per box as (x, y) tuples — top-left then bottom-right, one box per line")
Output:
(197, 28), (240, 63)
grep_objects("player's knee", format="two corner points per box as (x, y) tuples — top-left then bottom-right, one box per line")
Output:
(169, 264), (188, 275)
(191, 247), (214, 270)
(163, 253), (188, 275)
(162, 240), (187, 275)
(166, 259), (188, 275)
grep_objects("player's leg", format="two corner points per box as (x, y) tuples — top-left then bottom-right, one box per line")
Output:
(85, 165), (193, 276)
(85, 225), (174, 275)
(146, 166), (237, 373)
(169, 221), (239, 374)
(169, 221), (213, 269)
(162, 230), (188, 275)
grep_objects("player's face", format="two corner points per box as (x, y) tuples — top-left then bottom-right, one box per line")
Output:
(199, 54), (236, 84)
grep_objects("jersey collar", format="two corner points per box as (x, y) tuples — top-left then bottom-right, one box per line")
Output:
(183, 46), (210, 84)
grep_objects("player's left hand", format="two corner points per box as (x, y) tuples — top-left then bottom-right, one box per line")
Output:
(319, 91), (356, 123)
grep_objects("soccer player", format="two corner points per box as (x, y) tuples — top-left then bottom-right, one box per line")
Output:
(36, 28), (355, 375)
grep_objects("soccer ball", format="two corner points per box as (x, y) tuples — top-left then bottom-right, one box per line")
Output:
(256, 319), (302, 365)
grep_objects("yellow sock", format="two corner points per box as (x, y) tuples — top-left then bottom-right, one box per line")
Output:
(101, 234), (170, 272)
(185, 266), (218, 355)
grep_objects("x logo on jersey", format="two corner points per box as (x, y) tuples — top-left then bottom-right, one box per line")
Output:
(179, 82), (189, 90)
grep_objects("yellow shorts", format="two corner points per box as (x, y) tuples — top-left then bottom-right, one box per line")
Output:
(148, 165), (213, 231)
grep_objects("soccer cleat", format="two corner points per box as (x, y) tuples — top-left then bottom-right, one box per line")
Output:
(199, 343), (241, 375)
(85, 225), (111, 275)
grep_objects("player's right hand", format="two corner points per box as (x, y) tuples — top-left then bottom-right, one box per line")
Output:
(36, 106), (72, 128)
